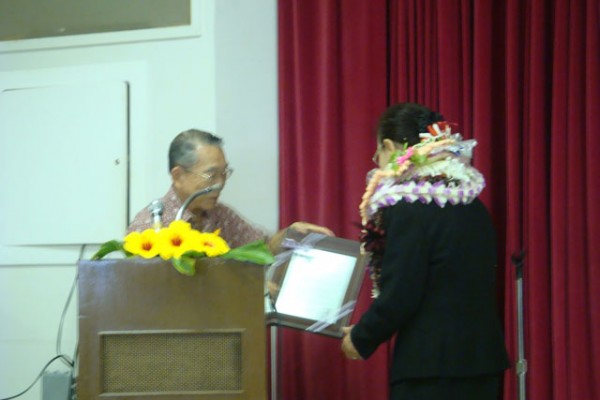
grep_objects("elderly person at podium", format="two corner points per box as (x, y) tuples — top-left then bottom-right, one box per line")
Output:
(127, 129), (333, 252)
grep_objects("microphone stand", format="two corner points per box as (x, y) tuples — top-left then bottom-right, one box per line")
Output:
(512, 251), (527, 400)
(175, 184), (223, 221)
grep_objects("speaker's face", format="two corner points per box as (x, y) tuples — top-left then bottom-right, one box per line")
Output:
(171, 144), (228, 213)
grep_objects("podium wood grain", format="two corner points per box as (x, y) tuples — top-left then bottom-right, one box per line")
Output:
(78, 258), (267, 399)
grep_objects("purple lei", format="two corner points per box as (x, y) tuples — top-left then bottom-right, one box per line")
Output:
(364, 166), (485, 222)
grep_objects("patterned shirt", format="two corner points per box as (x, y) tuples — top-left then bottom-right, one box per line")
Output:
(127, 186), (269, 248)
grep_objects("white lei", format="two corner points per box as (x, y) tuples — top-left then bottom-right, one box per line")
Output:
(360, 124), (486, 298)
(365, 157), (485, 221)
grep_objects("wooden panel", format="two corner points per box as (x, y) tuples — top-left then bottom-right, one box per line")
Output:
(78, 258), (267, 399)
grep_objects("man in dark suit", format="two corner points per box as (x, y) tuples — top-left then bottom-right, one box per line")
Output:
(341, 103), (509, 400)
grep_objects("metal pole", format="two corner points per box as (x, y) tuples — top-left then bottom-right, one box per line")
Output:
(270, 325), (280, 400)
(512, 251), (527, 400)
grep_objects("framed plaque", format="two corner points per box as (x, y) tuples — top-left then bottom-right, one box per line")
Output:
(266, 232), (367, 338)
(0, 0), (201, 53)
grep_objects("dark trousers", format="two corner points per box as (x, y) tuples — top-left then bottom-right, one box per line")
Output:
(390, 374), (502, 400)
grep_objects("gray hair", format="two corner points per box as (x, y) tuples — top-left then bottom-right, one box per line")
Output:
(168, 129), (223, 171)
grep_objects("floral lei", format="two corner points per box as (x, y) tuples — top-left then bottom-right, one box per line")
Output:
(359, 121), (486, 297)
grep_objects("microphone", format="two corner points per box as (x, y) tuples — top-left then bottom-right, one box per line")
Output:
(175, 183), (223, 221)
(148, 199), (164, 231)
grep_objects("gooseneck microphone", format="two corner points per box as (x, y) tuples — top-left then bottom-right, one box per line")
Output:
(148, 199), (164, 231)
(175, 183), (223, 221)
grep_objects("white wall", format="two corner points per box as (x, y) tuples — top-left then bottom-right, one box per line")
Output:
(0, 1), (277, 399)
(215, 0), (279, 231)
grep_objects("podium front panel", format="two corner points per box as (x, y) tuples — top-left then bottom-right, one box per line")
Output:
(78, 258), (267, 399)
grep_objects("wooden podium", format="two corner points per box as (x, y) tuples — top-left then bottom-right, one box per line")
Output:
(78, 257), (267, 399)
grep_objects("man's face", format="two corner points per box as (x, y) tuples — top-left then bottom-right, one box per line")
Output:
(171, 144), (228, 214)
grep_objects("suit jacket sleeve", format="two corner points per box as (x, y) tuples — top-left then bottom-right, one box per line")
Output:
(351, 202), (429, 359)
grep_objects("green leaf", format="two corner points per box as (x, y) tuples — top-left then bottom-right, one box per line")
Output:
(91, 240), (124, 260)
(181, 250), (206, 258)
(410, 153), (428, 165)
(222, 240), (275, 265)
(171, 256), (196, 276)
(389, 150), (402, 166)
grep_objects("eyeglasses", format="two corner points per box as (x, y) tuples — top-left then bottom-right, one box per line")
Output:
(372, 148), (380, 166)
(186, 167), (234, 183)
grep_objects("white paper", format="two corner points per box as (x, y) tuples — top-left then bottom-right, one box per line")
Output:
(275, 248), (356, 323)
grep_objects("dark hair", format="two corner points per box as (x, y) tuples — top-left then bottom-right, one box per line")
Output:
(168, 129), (223, 171)
(376, 102), (444, 147)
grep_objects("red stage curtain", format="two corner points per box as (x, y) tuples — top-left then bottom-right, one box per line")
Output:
(278, 0), (599, 399)
(278, 1), (390, 399)
(544, 0), (600, 398)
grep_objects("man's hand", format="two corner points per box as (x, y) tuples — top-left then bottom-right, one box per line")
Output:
(341, 326), (362, 360)
(266, 280), (279, 297)
(288, 221), (335, 237)
(268, 221), (335, 253)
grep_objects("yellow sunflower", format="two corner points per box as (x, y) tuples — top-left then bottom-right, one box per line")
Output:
(157, 220), (196, 259)
(188, 230), (230, 257)
(123, 229), (161, 259)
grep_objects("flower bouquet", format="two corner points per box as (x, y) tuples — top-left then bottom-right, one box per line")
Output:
(91, 220), (274, 275)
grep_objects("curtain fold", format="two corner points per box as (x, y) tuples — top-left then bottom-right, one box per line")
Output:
(584, 2), (600, 398)
(278, 1), (389, 399)
(547, 0), (600, 398)
(278, 0), (599, 399)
